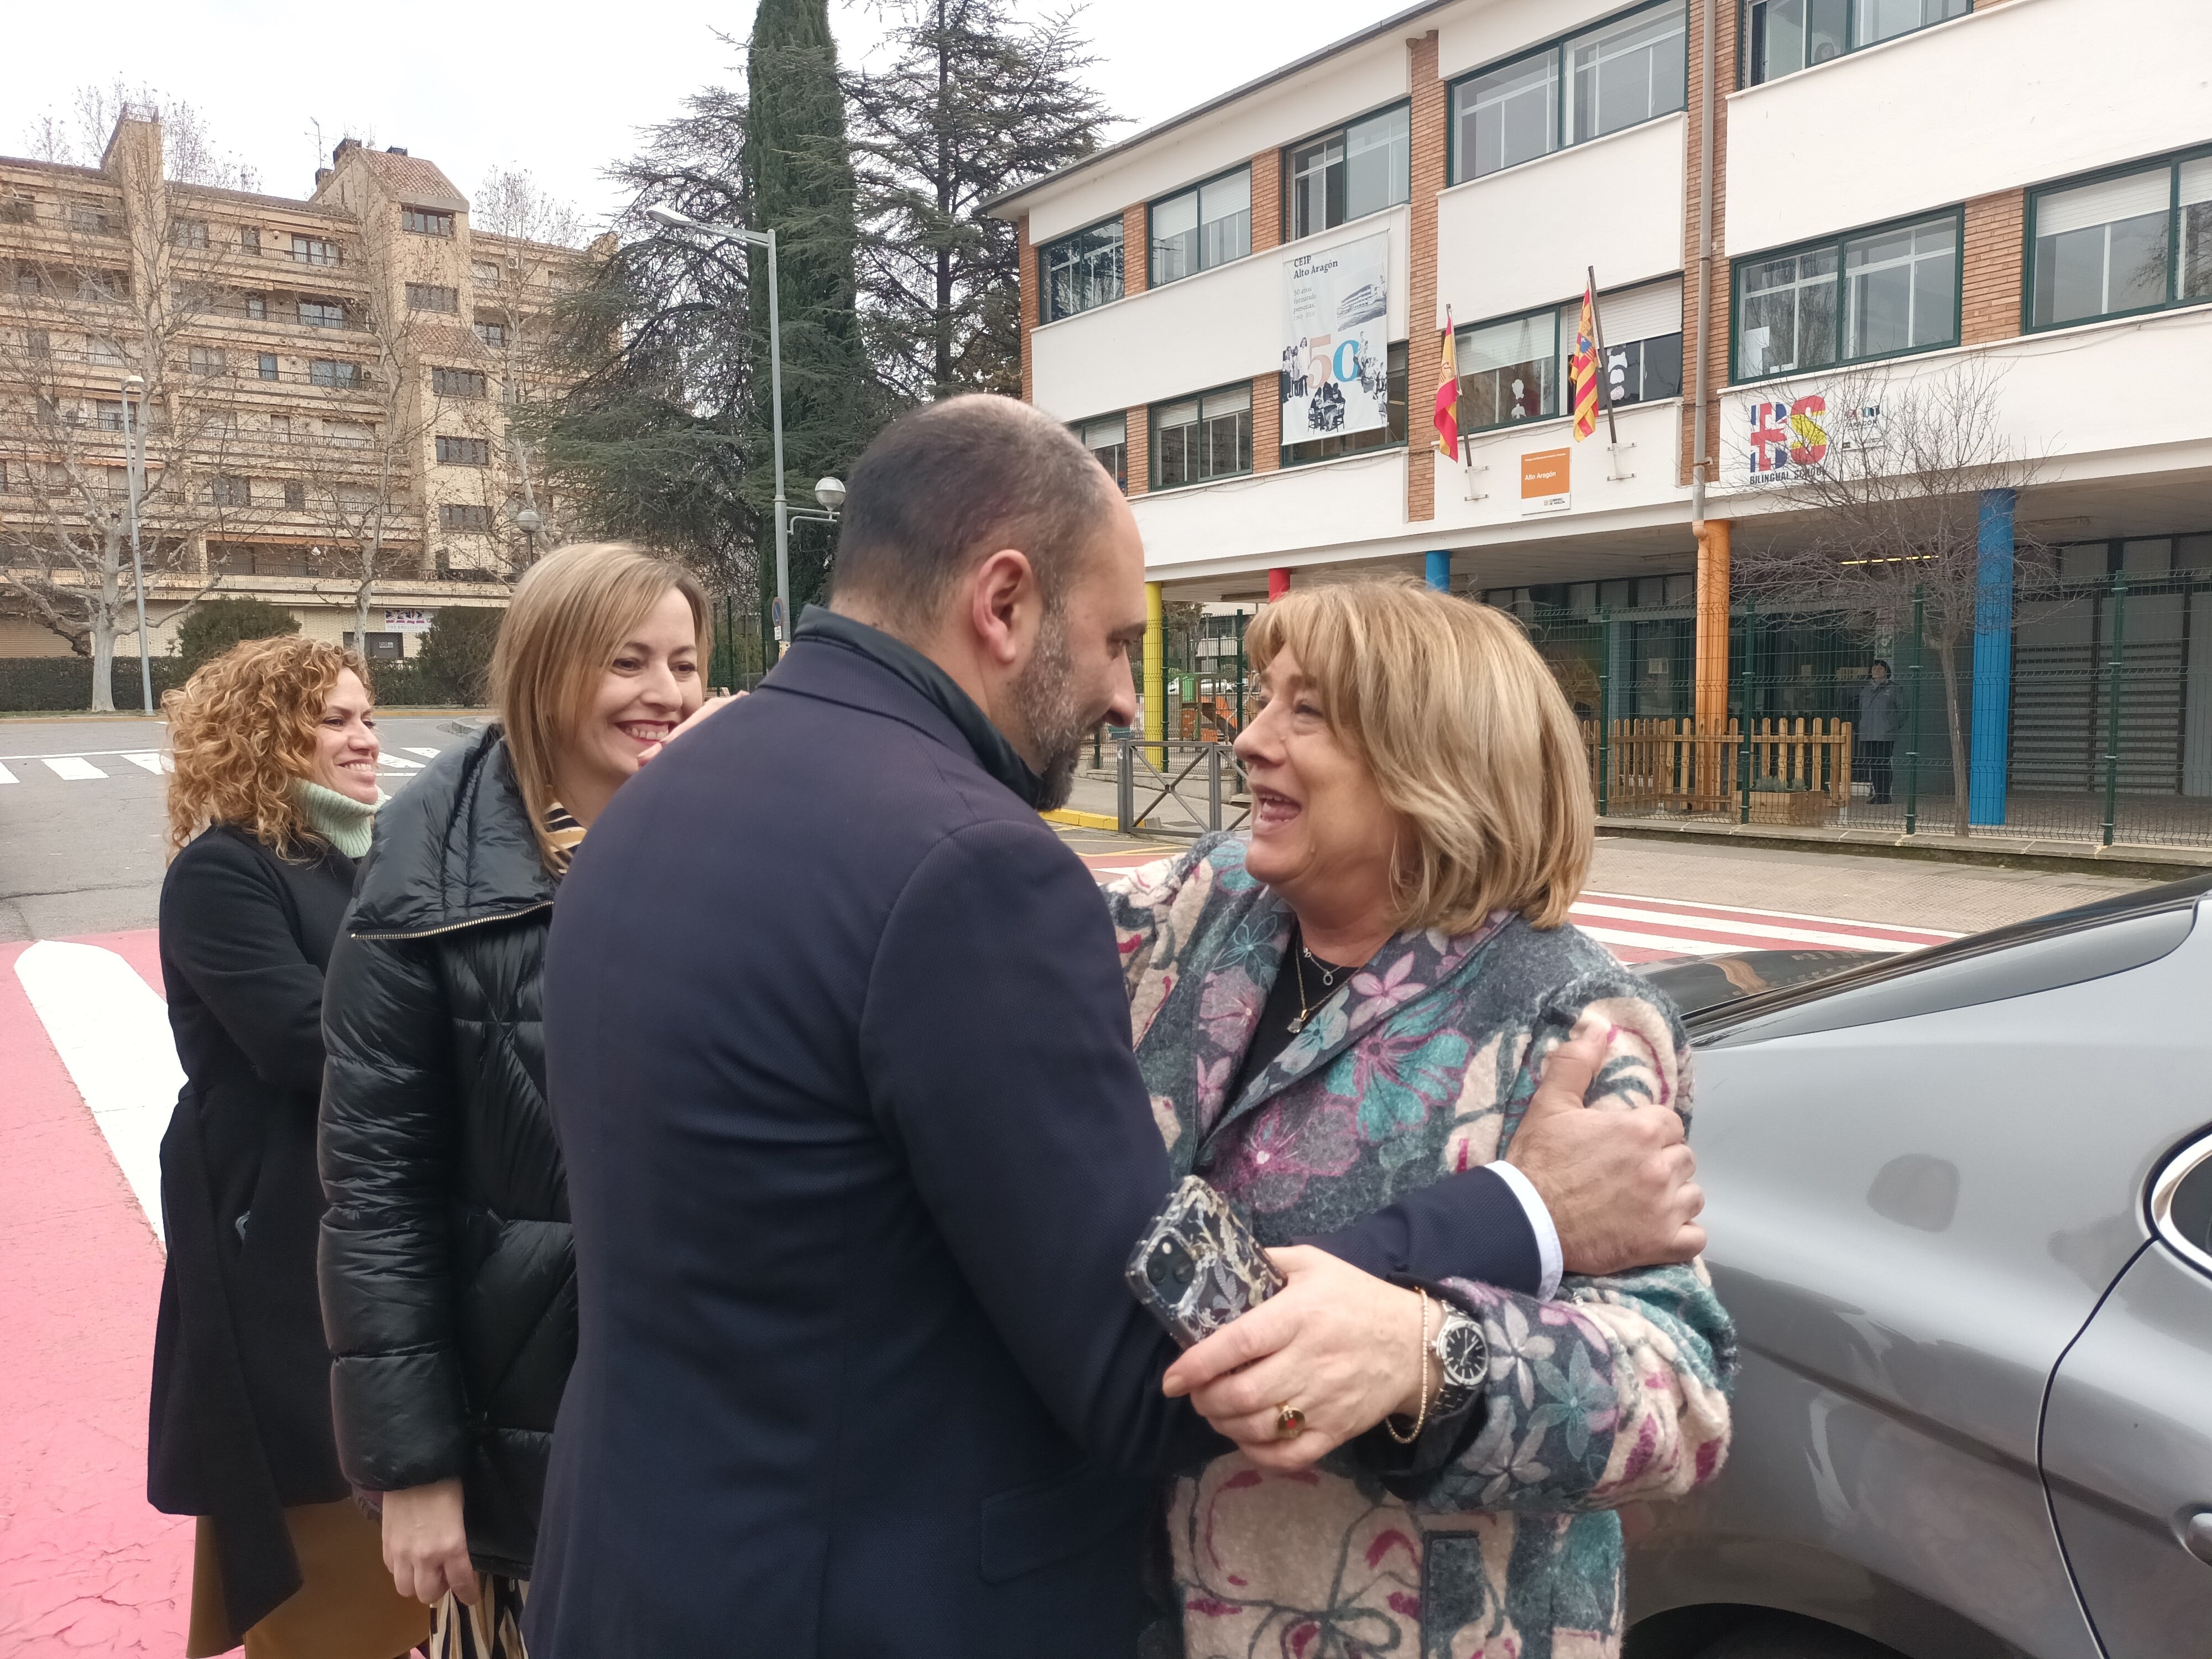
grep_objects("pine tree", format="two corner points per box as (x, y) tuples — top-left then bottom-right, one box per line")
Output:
(746, 0), (876, 628)
(846, 0), (1113, 402)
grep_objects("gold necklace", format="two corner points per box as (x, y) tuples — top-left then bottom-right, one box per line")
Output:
(1286, 932), (1343, 1034)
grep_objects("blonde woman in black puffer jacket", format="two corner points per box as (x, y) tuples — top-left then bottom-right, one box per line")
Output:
(318, 544), (727, 1657)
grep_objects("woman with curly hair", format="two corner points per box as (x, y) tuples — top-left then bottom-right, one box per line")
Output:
(148, 634), (428, 1659)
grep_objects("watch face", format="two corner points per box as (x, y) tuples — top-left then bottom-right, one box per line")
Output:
(1439, 1316), (1488, 1389)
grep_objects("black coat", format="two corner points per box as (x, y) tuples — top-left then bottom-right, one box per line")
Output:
(524, 623), (1547, 1659)
(318, 728), (572, 1580)
(150, 823), (357, 1643)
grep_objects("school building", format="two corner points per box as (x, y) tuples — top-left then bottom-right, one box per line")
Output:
(988, 0), (2212, 843)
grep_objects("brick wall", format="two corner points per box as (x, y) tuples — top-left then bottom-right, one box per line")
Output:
(1251, 149), (1282, 253)
(1123, 201), (1149, 297)
(1962, 187), (2026, 345)
(1405, 29), (1446, 524)
(1254, 373), (1281, 472)
(1018, 213), (1035, 403)
(1126, 403), (1150, 495)
(1681, 0), (1735, 488)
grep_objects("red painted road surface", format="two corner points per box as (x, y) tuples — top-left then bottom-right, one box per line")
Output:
(0, 888), (1952, 1650)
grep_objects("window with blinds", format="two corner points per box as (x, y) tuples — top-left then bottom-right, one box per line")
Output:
(2030, 150), (2211, 330)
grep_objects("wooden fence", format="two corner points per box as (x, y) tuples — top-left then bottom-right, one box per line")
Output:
(1581, 717), (1856, 821)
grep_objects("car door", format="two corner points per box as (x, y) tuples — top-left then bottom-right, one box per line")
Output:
(2039, 1130), (2212, 1659)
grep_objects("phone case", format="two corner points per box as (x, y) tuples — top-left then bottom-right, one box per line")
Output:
(1125, 1176), (1286, 1348)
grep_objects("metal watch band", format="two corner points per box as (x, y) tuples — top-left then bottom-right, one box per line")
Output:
(1429, 1307), (1486, 1418)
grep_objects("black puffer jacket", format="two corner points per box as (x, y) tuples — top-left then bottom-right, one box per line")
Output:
(318, 726), (572, 1580)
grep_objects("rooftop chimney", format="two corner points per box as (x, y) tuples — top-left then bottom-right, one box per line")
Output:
(385, 146), (409, 156)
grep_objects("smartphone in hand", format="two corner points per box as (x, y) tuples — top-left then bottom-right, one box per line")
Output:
(1126, 1176), (1286, 1348)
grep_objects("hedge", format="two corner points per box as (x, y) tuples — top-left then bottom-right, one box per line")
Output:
(0, 656), (474, 712)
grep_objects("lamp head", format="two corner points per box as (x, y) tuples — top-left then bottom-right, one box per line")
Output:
(515, 507), (542, 534)
(123, 373), (145, 394)
(814, 476), (846, 513)
(645, 206), (695, 233)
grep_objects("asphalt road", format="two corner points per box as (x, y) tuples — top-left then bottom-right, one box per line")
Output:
(0, 713), (487, 942)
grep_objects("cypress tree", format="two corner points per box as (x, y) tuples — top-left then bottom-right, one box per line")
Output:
(746, 0), (874, 633)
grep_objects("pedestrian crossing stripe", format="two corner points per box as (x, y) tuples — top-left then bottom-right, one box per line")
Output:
(403, 747), (442, 759)
(41, 757), (106, 781)
(120, 753), (171, 774)
(0, 763), (14, 785)
(378, 755), (422, 770)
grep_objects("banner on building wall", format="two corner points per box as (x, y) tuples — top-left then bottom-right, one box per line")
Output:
(1281, 233), (1390, 446)
(1728, 392), (1884, 488)
(1521, 447), (1571, 515)
(384, 609), (433, 631)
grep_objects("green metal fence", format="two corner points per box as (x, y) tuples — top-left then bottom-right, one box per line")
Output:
(1522, 575), (2212, 851)
(708, 593), (772, 692)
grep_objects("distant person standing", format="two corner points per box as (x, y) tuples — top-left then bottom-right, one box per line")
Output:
(149, 637), (426, 1659)
(1858, 659), (1906, 804)
(319, 544), (723, 1658)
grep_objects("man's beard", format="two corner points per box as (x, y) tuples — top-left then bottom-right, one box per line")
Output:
(1008, 611), (1090, 812)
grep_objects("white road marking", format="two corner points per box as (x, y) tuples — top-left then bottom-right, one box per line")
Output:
(1567, 901), (1938, 953)
(0, 762), (14, 784)
(120, 752), (171, 774)
(13, 940), (182, 1243)
(378, 755), (422, 770)
(40, 757), (106, 781)
(403, 747), (442, 759)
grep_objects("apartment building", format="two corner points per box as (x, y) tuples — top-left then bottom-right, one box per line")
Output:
(0, 115), (596, 667)
(991, 0), (2212, 820)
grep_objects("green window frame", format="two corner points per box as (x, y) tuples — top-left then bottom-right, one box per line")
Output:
(1282, 341), (1408, 466)
(2025, 146), (2212, 333)
(1284, 102), (1411, 243)
(1151, 383), (1254, 490)
(1454, 307), (1562, 435)
(1074, 413), (1128, 493)
(1040, 217), (1125, 323)
(1730, 207), (1963, 383)
(1448, 0), (1687, 186)
(1149, 166), (1254, 287)
(1739, 0), (1969, 88)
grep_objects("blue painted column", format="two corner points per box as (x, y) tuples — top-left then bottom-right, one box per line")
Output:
(1425, 550), (1452, 592)
(1968, 488), (2017, 825)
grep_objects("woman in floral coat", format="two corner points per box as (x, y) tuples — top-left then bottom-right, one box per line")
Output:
(1107, 579), (1735, 1657)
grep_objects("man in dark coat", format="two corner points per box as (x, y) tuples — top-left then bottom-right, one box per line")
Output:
(1857, 658), (1907, 804)
(528, 397), (1702, 1657)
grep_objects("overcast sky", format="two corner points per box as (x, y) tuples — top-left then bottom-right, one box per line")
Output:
(5, 0), (1412, 230)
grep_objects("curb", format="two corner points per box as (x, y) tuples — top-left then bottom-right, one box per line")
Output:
(1040, 808), (1121, 832)
(1593, 816), (2212, 881)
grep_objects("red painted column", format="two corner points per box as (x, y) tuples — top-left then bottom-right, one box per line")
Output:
(1268, 568), (1290, 601)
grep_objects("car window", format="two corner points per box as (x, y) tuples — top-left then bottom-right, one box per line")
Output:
(2154, 1135), (2212, 1279)
(1693, 884), (2203, 1047)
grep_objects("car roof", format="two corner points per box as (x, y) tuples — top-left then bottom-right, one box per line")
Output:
(1686, 870), (2212, 1045)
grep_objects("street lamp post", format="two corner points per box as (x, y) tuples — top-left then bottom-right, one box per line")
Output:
(646, 206), (792, 656)
(515, 505), (542, 566)
(120, 373), (153, 715)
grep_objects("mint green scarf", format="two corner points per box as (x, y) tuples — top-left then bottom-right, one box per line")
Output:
(296, 778), (380, 859)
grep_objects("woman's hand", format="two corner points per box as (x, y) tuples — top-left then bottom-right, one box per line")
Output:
(380, 1478), (477, 1606)
(1161, 1246), (1441, 1471)
(637, 692), (743, 764)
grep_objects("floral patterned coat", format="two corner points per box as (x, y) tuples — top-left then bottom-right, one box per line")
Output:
(1106, 834), (1736, 1659)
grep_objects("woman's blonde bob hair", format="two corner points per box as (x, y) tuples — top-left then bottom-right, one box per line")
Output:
(164, 634), (371, 857)
(491, 540), (709, 872)
(1245, 576), (1593, 932)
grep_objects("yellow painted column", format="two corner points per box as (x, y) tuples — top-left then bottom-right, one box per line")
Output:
(1694, 518), (1732, 800)
(1144, 581), (1165, 766)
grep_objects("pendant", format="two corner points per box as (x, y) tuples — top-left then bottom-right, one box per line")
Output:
(1286, 1015), (1305, 1034)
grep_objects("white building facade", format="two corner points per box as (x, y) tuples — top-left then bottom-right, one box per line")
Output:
(990, 0), (2212, 832)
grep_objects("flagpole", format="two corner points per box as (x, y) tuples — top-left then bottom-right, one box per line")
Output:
(1586, 264), (1620, 448)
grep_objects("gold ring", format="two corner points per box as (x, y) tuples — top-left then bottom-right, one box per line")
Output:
(1275, 1402), (1306, 1439)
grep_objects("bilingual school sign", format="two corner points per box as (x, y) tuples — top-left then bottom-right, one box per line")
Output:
(1280, 233), (1390, 446)
(1729, 391), (1883, 488)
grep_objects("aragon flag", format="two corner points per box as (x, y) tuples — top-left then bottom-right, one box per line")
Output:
(1433, 309), (1459, 461)
(1569, 283), (1601, 441)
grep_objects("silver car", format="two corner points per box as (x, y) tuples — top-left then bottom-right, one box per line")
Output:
(1623, 875), (2212, 1659)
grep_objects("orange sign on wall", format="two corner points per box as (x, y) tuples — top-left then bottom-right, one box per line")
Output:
(1520, 447), (1571, 515)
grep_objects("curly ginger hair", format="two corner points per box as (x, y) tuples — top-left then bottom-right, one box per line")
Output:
(165, 635), (372, 857)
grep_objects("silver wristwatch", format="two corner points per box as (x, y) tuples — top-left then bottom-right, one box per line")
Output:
(1429, 1306), (1488, 1418)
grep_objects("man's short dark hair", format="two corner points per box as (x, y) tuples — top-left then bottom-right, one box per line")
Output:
(1871, 659), (1891, 674)
(830, 395), (1118, 632)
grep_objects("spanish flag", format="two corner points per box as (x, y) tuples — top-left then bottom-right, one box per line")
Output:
(1569, 283), (1600, 441)
(1433, 308), (1459, 461)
